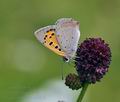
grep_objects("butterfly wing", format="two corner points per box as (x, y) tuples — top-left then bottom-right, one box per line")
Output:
(55, 18), (80, 59)
(34, 25), (65, 56)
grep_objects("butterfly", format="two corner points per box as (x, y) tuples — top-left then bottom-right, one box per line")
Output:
(34, 18), (80, 62)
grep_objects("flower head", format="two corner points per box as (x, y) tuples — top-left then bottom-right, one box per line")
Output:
(65, 73), (82, 90)
(75, 38), (111, 84)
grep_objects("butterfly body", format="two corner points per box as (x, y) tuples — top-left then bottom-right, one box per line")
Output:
(34, 18), (80, 62)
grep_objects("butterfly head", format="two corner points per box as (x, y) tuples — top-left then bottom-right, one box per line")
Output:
(63, 57), (70, 62)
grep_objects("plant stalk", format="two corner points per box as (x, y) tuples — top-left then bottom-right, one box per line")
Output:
(77, 83), (89, 102)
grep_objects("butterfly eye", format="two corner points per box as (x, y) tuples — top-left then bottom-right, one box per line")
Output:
(63, 57), (69, 62)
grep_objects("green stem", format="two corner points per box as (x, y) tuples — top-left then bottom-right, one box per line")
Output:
(77, 83), (89, 102)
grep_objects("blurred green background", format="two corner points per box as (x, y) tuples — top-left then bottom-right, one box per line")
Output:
(0, 0), (120, 102)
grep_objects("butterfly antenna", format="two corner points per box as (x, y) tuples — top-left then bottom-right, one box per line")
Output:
(61, 58), (65, 80)
(61, 63), (64, 80)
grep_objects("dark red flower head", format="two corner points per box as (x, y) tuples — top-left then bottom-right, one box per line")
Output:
(75, 38), (111, 84)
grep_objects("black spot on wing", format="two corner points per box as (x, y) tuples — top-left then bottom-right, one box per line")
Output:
(46, 30), (49, 33)
(51, 33), (54, 36)
(59, 49), (61, 51)
(50, 29), (56, 31)
(49, 29), (53, 31)
(49, 42), (53, 45)
(49, 36), (52, 38)
(44, 41), (46, 43)
(44, 35), (48, 40)
(55, 46), (58, 49)
(47, 29), (56, 32)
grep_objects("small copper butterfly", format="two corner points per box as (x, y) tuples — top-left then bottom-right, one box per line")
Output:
(34, 18), (80, 62)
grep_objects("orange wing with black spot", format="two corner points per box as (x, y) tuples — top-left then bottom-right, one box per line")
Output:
(34, 26), (65, 57)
